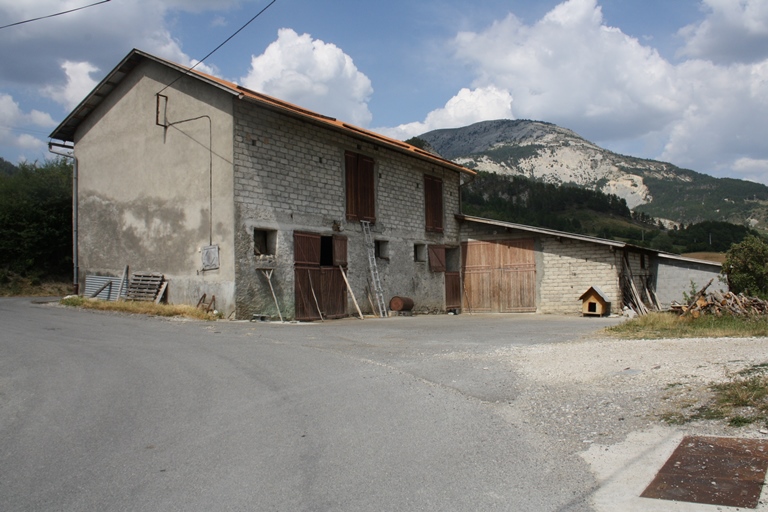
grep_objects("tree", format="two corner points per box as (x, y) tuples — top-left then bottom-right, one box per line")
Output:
(0, 158), (72, 278)
(722, 235), (768, 299)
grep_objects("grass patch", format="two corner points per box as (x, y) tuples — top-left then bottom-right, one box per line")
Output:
(0, 271), (71, 297)
(660, 363), (768, 427)
(605, 311), (768, 339)
(60, 296), (217, 321)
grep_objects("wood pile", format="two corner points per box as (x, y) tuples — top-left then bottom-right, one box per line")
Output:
(670, 278), (768, 317)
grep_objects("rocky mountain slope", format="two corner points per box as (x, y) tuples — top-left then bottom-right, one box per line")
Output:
(419, 120), (768, 228)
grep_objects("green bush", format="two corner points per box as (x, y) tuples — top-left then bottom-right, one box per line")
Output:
(0, 158), (72, 278)
(722, 235), (768, 298)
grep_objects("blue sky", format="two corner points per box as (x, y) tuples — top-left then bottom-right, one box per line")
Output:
(2, 0), (768, 184)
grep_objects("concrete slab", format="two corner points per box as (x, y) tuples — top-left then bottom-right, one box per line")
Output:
(582, 427), (768, 511)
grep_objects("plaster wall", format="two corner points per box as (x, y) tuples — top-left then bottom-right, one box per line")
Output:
(232, 101), (462, 319)
(73, 60), (236, 313)
(655, 257), (723, 308)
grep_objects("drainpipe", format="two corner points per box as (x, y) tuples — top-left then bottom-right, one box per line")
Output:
(48, 142), (79, 295)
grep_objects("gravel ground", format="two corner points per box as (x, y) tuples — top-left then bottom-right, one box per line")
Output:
(501, 335), (768, 451)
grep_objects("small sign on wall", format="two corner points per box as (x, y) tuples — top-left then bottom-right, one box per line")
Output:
(201, 245), (220, 271)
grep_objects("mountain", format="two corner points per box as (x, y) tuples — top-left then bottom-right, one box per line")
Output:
(418, 119), (768, 229)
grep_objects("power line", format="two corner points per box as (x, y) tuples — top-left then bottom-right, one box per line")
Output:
(157, 0), (278, 95)
(0, 0), (112, 30)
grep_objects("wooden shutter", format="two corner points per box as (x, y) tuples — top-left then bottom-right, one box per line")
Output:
(424, 175), (443, 233)
(293, 232), (321, 265)
(428, 244), (446, 273)
(445, 272), (461, 309)
(359, 155), (376, 222)
(345, 151), (376, 223)
(345, 152), (359, 221)
(332, 235), (347, 267)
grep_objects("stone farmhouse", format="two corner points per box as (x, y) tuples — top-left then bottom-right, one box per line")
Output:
(49, 48), (721, 320)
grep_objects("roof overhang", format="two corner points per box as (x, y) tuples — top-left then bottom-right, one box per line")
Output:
(48, 49), (475, 177)
(456, 214), (625, 248)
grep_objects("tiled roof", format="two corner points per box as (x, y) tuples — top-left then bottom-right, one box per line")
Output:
(49, 48), (475, 176)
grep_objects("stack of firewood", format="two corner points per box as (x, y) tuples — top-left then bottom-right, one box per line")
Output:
(670, 278), (768, 317)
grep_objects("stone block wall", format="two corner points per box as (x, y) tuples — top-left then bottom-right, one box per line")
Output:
(231, 101), (463, 319)
(539, 238), (621, 314)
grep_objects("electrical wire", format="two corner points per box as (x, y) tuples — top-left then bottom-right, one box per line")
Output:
(157, 0), (278, 95)
(0, 0), (112, 30)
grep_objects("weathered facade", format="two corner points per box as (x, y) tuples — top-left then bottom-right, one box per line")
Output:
(49, 49), (473, 320)
(457, 215), (722, 315)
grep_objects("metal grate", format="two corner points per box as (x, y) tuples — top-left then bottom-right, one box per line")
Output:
(641, 435), (768, 508)
(84, 275), (127, 301)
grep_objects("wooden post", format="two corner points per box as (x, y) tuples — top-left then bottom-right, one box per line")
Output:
(116, 265), (128, 301)
(261, 269), (284, 323)
(339, 266), (364, 319)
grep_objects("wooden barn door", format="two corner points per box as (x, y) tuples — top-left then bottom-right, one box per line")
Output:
(461, 241), (494, 312)
(499, 239), (536, 312)
(294, 232), (347, 321)
(461, 239), (536, 313)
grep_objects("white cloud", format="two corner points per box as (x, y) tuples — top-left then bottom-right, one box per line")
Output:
(392, 0), (768, 184)
(378, 86), (513, 140)
(0, 0), (224, 90)
(241, 28), (373, 126)
(452, 0), (682, 142)
(0, 93), (56, 154)
(42, 61), (99, 111)
(732, 157), (768, 183)
(678, 0), (768, 64)
(15, 133), (46, 151)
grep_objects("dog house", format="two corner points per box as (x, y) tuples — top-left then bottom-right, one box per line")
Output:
(579, 286), (610, 316)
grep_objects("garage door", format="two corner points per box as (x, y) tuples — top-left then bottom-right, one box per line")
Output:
(461, 239), (536, 313)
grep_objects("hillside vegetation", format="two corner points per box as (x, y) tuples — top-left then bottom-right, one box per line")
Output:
(418, 119), (768, 229)
(0, 158), (73, 283)
(462, 171), (759, 254)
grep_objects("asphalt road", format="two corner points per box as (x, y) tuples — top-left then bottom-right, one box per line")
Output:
(0, 298), (620, 511)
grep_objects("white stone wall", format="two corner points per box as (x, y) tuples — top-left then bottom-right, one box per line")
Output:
(655, 257), (723, 308)
(232, 101), (463, 319)
(538, 238), (621, 314)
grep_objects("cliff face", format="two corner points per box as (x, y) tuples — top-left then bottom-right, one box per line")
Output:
(419, 119), (768, 227)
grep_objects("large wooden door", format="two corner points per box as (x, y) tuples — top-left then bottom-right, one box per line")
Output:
(462, 241), (494, 312)
(294, 232), (347, 321)
(499, 239), (536, 312)
(461, 239), (536, 313)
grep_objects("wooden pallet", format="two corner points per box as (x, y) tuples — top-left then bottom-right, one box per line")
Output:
(125, 272), (166, 302)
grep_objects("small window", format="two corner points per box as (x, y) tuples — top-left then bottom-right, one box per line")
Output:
(375, 240), (390, 260)
(414, 243), (427, 262)
(254, 229), (277, 256)
(428, 245), (446, 273)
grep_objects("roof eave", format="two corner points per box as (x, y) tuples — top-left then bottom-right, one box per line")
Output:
(48, 49), (241, 143)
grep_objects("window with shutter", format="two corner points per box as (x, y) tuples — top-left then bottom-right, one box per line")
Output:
(424, 174), (443, 233)
(428, 244), (446, 273)
(345, 151), (376, 222)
